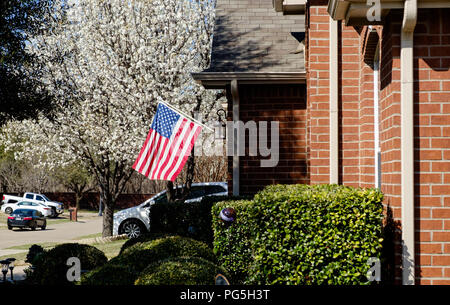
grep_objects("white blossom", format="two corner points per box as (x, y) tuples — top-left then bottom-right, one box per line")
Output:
(1, 0), (222, 236)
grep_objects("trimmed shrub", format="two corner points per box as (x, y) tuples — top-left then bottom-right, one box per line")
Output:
(150, 195), (249, 245)
(25, 244), (46, 266)
(27, 243), (108, 285)
(212, 184), (384, 285)
(211, 199), (254, 284)
(135, 257), (228, 285)
(119, 232), (175, 255)
(26, 243), (108, 285)
(109, 236), (215, 274)
(80, 264), (137, 285)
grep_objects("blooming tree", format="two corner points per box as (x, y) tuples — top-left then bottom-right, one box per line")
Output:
(1, 0), (221, 236)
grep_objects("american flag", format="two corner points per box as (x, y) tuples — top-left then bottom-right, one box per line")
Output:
(132, 103), (202, 181)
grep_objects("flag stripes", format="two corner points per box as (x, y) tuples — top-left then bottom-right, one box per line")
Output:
(132, 104), (203, 182)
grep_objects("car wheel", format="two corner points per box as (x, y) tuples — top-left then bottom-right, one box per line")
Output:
(5, 207), (12, 214)
(7, 225), (12, 230)
(50, 208), (57, 218)
(30, 222), (37, 231)
(41, 221), (46, 230)
(120, 219), (144, 239)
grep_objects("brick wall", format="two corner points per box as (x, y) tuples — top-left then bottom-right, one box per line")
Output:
(306, 1), (332, 184)
(226, 84), (308, 195)
(44, 192), (155, 210)
(412, 8), (450, 285)
(307, 2), (450, 284)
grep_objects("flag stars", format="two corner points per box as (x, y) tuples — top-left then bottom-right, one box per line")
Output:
(151, 103), (180, 138)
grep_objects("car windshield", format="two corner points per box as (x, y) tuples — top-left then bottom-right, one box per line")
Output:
(12, 209), (34, 216)
(40, 194), (50, 201)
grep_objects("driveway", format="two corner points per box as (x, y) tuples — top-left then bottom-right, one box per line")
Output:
(0, 212), (103, 256)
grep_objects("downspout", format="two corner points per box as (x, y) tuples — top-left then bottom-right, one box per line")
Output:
(400, 0), (417, 285)
(231, 79), (240, 196)
(329, 17), (339, 184)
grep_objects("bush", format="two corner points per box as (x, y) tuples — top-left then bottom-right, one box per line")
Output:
(119, 232), (175, 255)
(150, 195), (248, 245)
(109, 236), (215, 274)
(25, 244), (46, 266)
(135, 257), (228, 285)
(26, 243), (108, 285)
(212, 184), (384, 285)
(211, 199), (254, 284)
(80, 264), (137, 285)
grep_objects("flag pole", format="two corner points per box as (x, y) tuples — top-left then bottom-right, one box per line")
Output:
(158, 100), (215, 133)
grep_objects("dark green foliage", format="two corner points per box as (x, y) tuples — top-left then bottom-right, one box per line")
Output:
(80, 264), (137, 286)
(25, 244), (45, 266)
(149, 195), (248, 245)
(135, 257), (228, 285)
(211, 200), (255, 284)
(0, 0), (54, 125)
(109, 236), (216, 275)
(25, 243), (108, 285)
(212, 184), (384, 285)
(119, 232), (176, 255)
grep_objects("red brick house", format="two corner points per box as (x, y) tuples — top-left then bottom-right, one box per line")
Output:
(194, 0), (450, 285)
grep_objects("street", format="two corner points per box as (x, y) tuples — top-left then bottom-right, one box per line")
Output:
(0, 212), (103, 257)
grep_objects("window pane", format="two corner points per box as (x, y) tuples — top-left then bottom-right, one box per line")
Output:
(205, 185), (227, 195)
(187, 186), (205, 199)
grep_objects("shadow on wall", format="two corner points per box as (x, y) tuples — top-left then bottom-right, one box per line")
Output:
(380, 9), (449, 91)
(381, 205), (401, 285)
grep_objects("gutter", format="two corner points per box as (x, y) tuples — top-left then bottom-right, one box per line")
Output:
(329, 17), (339, 184)
(400, 0), (417, 285)
(191, 72), (306, 89)
(230, 79), (240, 196)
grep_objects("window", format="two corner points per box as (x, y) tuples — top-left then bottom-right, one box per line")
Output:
(205, 185), (227, 195)
(25, 194), (33, 199)
(153, 193), (167, 204)
(187, 186), (206, 200)
(36, 195), (45, 201)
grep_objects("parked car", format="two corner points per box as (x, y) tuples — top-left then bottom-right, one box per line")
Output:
(1, 192), (64, 218)
(7, 209), (47, 231)
(113, 182), (228, 238)
(1, 200), (52, 217)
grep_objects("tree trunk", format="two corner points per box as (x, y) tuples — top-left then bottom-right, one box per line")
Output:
(101, 189), (115, 237)
(74, 191), (82, 210)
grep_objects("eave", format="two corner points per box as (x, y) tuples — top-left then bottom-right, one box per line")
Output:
(273, 0), (306, 14)
(191, 72), (306, 89)
(328, 0), (450, 25)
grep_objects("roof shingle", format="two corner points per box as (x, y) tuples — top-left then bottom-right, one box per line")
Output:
(205, 0), (305, 73)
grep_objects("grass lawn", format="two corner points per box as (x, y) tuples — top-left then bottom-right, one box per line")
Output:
(72, 233), (102, 240)
(0, 238), (127, 265)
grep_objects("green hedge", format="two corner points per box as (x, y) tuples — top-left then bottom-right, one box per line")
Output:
(211, 200), (254, 284)
(135, 257), (228, 285)
(80, 264), (137, 285)
(119, 232), (175, 255)
(212, 184), (384, 285)
(149, 196), (248, 245)
(109, 236), (216, 274)
(25, 243), (107, 285)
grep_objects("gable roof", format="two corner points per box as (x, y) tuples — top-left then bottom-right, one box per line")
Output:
(193, 0), (305, 86)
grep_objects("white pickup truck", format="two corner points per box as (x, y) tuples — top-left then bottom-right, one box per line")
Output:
(1, 192), (64, 218)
